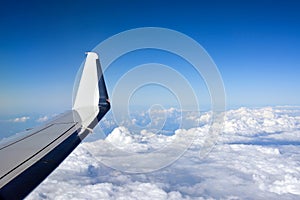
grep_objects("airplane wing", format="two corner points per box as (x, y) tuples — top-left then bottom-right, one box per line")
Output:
(0, 52), (110, 199)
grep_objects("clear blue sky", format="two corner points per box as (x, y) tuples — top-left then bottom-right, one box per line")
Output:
(0, 0), (300, 115)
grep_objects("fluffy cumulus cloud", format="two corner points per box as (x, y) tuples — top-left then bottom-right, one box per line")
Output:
(26, 107), (300, 200)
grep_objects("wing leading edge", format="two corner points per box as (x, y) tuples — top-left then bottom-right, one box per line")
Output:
(0, 52), (110, 199)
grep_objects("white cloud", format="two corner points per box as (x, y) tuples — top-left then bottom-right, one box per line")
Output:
(26, 107), (300, 199)
(10, 116), (30, 123)
(269, 175), (300, 195)
(36, 116), (49, 123)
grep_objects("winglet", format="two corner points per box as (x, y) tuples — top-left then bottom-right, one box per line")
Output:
(72, 52), (110, 126)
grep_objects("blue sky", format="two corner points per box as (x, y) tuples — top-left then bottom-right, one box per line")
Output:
(0, 0), (300, 115)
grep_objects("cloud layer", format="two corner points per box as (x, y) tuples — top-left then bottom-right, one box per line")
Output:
(26, 106), (300, 199)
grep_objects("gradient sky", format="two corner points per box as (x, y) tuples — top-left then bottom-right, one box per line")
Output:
(0, 0), (300, 115)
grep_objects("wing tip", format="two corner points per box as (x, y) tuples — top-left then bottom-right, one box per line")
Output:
(85, 52), (99, 59)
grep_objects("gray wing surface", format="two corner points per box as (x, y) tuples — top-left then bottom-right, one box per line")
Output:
(0, 52), (110, 200)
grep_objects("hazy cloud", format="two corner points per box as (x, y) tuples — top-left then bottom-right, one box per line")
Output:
(10, 116), (30, 123)
(36, 116), (49, 123)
